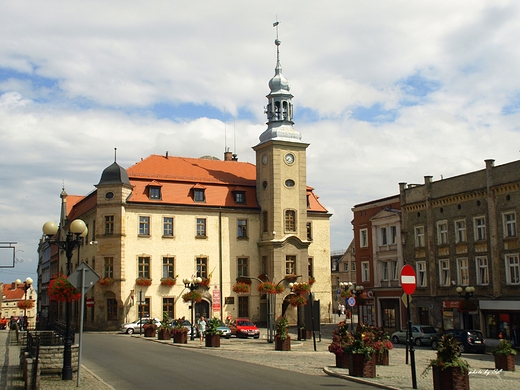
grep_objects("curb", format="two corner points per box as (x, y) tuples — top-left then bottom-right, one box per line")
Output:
(323, 367), (401, 390)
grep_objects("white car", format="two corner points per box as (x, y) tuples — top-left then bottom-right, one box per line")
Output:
(120, 318), (161, 334)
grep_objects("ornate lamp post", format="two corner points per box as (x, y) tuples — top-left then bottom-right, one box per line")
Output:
(15, 277), (33, 330)
(183, 276), (202, 341)
(42, 219), (87, 380)
(456, 285), (476, 329)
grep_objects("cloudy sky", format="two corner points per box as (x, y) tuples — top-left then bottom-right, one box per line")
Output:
(2, 1), (520, 284)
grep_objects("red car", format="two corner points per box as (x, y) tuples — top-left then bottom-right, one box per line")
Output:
(228, 318), (260, 339)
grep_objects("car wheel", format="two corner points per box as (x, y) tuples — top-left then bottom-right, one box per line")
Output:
(431, 340), (438, 350)
(127, 328), (134, 335)
(392, 336), (400, 344)
(254, 335), (259, 339)
(458, 344), (465, 353)
(415, 338), (422, 346)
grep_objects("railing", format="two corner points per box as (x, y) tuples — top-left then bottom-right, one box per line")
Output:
(53, 321), (76, 344)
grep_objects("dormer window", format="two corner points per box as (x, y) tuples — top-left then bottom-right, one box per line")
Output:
(194, 189), (205, 202)
(149, 187), (161, 200)
(234, 191), (246, 204)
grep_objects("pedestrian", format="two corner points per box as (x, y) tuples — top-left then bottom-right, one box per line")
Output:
(337, 303), (342, 317)
(511, 325), (519, 347)
(340, 304), (346, 317)
(198, 316), (207, 342)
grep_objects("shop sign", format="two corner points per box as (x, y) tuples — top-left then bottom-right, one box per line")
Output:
(442, 300), (461, 309)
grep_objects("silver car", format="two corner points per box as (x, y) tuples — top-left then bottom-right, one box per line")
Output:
(391, 325), (439, 346)
(120, 318), (160, 334)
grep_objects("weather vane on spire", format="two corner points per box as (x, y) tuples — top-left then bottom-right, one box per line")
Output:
(273, 20), (280, 46)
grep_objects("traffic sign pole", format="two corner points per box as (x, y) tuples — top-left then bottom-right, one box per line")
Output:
(400, 265), (418, 389)
(407, 293), (417, 389)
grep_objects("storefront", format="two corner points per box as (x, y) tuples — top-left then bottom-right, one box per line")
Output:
(480, 300), (520, 345)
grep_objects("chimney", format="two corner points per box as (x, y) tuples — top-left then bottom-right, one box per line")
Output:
(224, 151), (233, 161)
(165, 151), (169, 159)
(11, 282), (16, 290)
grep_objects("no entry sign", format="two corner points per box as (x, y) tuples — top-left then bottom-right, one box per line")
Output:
(400, 264), (417, 295)
(86, 298), (95, 307)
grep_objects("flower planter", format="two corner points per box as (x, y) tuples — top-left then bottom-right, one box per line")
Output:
(335, 354), (350, 369)
(157, 328), (171, 341)
(495, 354), (515, 371)
(432, 366), (469, 390)
(376, 350), (389, 366)
(275, 336), (291, 351)
(349, 354), (376, 378)
(205, 334), (221, 348)
(173, 332), (188, 344)
(143, 327), (156, 338)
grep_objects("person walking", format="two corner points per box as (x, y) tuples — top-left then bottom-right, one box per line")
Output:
(198, 316), (207, 342)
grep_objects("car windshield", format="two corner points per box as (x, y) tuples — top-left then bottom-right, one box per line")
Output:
(237, 321), (254, 326)
(420, 327), (437, 333)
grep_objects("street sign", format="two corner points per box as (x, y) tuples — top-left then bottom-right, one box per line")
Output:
(401, 293), (412, 307)
(68, 262), (100, 293)
(347, 297), (356, 307)
(86, 298), (95, 307)
(400, 264), (417, 295)
(212, 288), (221, 311)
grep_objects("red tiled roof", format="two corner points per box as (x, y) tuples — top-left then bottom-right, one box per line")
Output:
(2, 284), (26, 301)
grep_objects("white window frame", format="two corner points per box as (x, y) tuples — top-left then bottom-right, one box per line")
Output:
(391, 260), (399, 280)
(457, 257), (469, 286)
(390, 225), (397, 245)
(476, 256), (489, 286)
(380, 227), (388, 246)
(438, 259), (450, 287)
(360, 229), (368, 248)
(505, 254), (520, 285)
(474, 216), (486, 241)
(416, 261), (427, 287)
(437, 220), (448, 245)
(414, 226), (425, 248)
(381, 261), (389, 281)
(361, 261), (370, 282)
(454, 219), (466, 243)
(343, 262), (349, 272)
(503, 211), (517, 238)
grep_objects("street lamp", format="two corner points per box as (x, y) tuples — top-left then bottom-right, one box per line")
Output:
(456, 286), (476, 329)
(353, 284), (364, 326)
(42, 219), (87, 381)
(15, 277), (33, 330)
(183, 276), (202, 340)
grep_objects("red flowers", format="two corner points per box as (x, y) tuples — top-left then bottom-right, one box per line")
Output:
(48, 275), (81, 302)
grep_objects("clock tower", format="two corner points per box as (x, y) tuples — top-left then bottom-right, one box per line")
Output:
(253, 23), (310, 301)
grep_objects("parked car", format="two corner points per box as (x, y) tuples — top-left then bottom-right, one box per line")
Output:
(431, 329), (486, 353)
(120, 318), (161, 334)
(391, 325), (438, 346)
(171, 319), (198, 338)
(228, 318), (260, 338)
(216, 319), (232, 339)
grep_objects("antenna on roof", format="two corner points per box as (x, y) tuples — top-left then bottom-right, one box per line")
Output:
(114, 147), (117, 163)
(232, 117), (238, 161)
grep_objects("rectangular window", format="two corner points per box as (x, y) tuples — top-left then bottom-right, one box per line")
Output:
(417, 261), (427, 287)
(104, 257), (113, 278)
(503, 212), (517, 238)
(390, 225), (397, 244)
(381, 262), (389, 281)
(196, 257), (207, 278)
(437, 221), (448, 245)
(237, 257), (249, 277)
(285, 210), (296, 232)
(163, 217), (174, 237)
(361, 261), (370, 282)
(391, 260), (399, 280)
(162, 257), (174, 279)
(139, 216), (150, 235)
(238, 296), (249, 318)
(476, 256), (489, 285)
(163, 298), (174, 319)
(194, 189), (205, 202)
(307, 222), (312, 240)
(105, 215), (114, 234)
(380, 227), (388, 246)
(474, 217), (486, 241)
(457, 258), (469, 286)
(360, 229), (368, 248)
(439, 259), (450, 287)
(351, 262), (356, 272)
(308, 257), (314, 278)
(138, 256), (150, 279)
(107, 298), (118, 321)
(285, 255), (296, 275)
(414, 226), (425, 248)
(149, 187), (161, 199)
(263, 211), (268, 233)
(237, 219), (248, 238)
(234, 192), (246, 204)
(138, 297), (150, 318)
(506, 254), (520, 285)
(344, 262), (349, 272)
(455, 219), (466, 243)
(196, 218), (206, 237)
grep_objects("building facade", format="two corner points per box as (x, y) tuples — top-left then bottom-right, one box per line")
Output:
(37, 36), (332, 331)
(1, 281), (37, 326)
(400, 159), (520, 339)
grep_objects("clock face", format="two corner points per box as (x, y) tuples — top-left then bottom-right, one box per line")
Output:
(262, 155), (267, 165)
(285, 153), (295, 164)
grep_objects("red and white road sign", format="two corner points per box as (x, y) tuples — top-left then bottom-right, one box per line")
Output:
(400, 265), (417, 295)
(86, 297), (95, 307)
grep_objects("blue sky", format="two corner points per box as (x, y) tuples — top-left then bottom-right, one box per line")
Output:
(2, 0), (520, 283)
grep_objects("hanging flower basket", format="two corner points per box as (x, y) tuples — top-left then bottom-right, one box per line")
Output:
(291, 282), (311, 295)
(232, 282), (250, 295)
(182, 290), (202, 303)
(289, 294), (307, 307)
(136, 277), (152, 286)
(308, 276), (316, 285)
(340, 289), (352, 298)
(160, 277), (177, 287)
(257, 282), (284, 294)
(48, 275), (81, 302)
(17, 300), (34, 310)
(200, 278), (211, 288)
(98, 277), (115, 286)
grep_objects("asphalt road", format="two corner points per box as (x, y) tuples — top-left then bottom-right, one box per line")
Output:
(81, 333), (374, 390)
